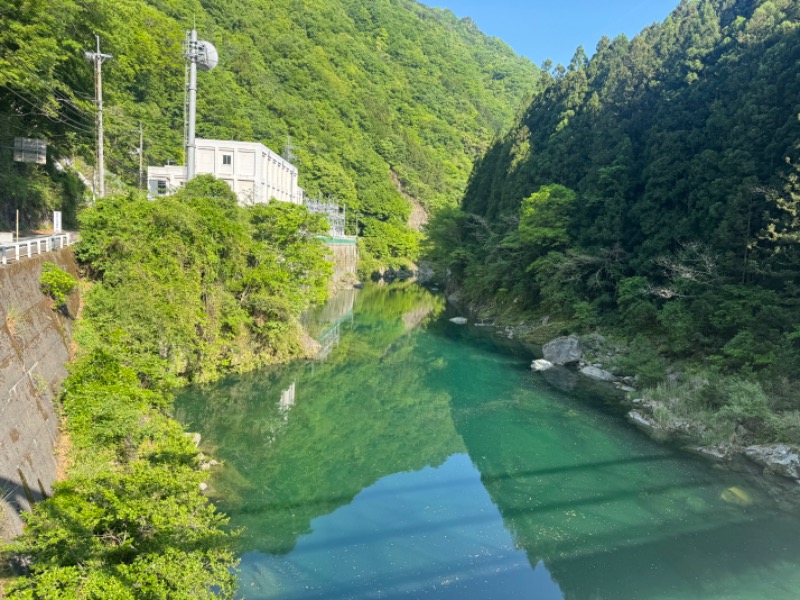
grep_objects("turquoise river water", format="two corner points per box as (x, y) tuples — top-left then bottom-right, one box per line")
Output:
(175, 284), (800, 600)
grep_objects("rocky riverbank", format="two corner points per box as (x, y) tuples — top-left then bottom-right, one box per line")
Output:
(443, 297), (800, 508)
(625, 395), (800, 508)
(532, 335), (800, 508)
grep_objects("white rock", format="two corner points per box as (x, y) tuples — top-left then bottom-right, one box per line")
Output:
(531, 359), (554, 372)
(449, 317), (468, 325)
(628, 410), (660, 430)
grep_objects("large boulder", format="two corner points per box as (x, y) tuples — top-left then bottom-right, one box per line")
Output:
(542, 336), (583, 365)
(744, 445), (800, 480)
(541, 365), (579, 392)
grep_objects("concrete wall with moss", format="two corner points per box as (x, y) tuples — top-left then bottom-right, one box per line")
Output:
(0, 249), (78, 540)
(325, 241), (358, 286)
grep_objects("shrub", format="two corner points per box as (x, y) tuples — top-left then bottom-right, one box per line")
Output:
(39, 263), (77, 310)
(642, 369), (796, 445)
(5, 348), (239, 598)
(610, 336), (668, 387)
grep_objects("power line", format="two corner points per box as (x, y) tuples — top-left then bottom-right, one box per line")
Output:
(0, 86), (93, 132)
(105, 106), (151, 133)
(0, 83), (95, 133)
(0, 39), (92, 98)
(0, 39), (96, 128)
(53, 91), (93, 116)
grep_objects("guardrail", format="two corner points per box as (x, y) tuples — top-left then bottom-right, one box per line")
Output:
(0, 233), (78, 266)
(318, 235), (358, 245)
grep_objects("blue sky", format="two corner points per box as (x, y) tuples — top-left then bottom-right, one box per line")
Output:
(428, 0), (681, 66)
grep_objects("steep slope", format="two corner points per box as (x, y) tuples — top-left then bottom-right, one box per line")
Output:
(429, 0), (800, 431)
(0, 0), (541, 267)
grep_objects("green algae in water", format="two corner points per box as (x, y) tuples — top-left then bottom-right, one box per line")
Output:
(176, 285), (800, 600)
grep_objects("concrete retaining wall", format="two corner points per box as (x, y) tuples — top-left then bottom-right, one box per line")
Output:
(325, 241), (358, 286)
(0, 249), (78, 539)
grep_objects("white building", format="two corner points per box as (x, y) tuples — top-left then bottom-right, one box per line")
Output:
(147, 138), (304, 205)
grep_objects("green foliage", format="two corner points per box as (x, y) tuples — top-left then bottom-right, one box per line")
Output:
(0, 0), (542, 265)
(6, 349), (238, 599)
(421, 206), (472, 279)
(428, 0), (800, 397)
(517, 185), (576, 252)
(615, 276), (659, 333)
(359, 217), (421, 270)
(39, 263), (77, 310)
(4, 179), (340, 596)
(246, 201), (331, 307)
(609, 336), (669, 388)
(643, 369), (800, 445)
(7, 467), (237, 599)
(75, 180), (331, 382)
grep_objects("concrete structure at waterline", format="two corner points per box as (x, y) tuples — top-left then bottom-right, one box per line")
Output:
(147, 138), (304, 206)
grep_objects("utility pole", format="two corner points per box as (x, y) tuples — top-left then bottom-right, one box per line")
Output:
(84, 36), (112, 198)
(130, 122), (144, 189)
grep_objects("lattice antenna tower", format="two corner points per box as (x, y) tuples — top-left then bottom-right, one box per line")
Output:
(283, 135), (299, 165)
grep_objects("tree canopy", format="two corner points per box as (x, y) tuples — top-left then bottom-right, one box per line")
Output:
(0, 0), (542, 268)
(427, 0), (800, 406)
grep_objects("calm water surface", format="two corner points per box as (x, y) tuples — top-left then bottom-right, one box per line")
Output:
(175, 285), (800, 600)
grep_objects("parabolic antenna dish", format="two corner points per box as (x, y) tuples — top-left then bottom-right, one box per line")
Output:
(196, 41), (218, 71)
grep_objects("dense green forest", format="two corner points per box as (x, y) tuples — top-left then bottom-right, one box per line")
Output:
(0, 0), (540, 269)
(427, 0), (800, 443)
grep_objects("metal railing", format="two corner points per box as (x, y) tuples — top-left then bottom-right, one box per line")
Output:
(0, 233), (78, 266)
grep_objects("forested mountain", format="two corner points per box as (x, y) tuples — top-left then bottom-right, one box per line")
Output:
(0, 0), (540, 267)
(428, 0), (800, 436)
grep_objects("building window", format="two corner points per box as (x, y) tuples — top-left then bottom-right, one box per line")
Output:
(222, 154), (232, 166)
(157, 180), (167, 195)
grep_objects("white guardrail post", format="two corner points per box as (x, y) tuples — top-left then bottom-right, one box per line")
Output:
(0, 232), (77, 266)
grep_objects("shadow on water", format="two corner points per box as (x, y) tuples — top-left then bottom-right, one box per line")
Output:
(229, 453), (679, 519)
(247, 555), (544, 600)
(543, 514), (800, 599)
(175, 285), (800, 599)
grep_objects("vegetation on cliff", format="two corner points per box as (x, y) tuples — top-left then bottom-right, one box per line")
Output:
(76, 176), (331, 382)
(3, 177), (332, 597)
(426, 0), (800, 444)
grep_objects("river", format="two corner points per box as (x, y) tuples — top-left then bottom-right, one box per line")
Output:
(175, 284), (800, 600)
